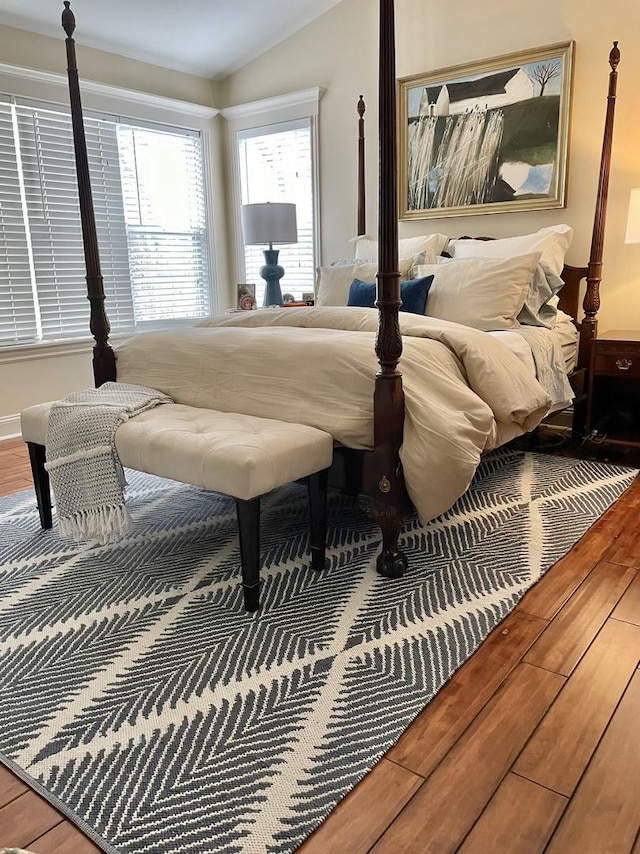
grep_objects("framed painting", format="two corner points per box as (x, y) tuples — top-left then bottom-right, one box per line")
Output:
(398, 41), (574, 219)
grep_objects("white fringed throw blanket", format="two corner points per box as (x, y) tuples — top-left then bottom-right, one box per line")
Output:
(45, 382), (172, 543)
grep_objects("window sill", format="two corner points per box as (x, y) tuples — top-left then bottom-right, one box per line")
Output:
(0, 336), (129, 366)
(0, 322), (209, 366)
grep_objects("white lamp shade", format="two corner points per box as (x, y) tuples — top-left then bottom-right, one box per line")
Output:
(241, 202), (297, 245)
(625, 188), (640, 244)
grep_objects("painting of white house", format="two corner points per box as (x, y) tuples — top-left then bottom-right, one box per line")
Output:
(398, 42), (574, 218)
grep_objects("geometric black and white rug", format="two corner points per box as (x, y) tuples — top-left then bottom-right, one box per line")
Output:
(0, 449), (635, 853)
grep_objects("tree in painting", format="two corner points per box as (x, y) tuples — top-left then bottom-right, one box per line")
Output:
(530, 61), (562, 96)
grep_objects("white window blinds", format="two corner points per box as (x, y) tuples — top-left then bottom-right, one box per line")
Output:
(0, 101), (35, 345)
(17, 103), (134, 341)
(237, 119), (315, 304)
(117, 126), (209, 326)
(0, 97), (210, 348)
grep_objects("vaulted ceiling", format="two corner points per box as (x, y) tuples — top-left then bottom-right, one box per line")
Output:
(0, 0), (344, 80)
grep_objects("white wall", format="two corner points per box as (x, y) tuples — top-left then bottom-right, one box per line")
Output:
(0, 23), (217, 105)
(0, 347), (94, 439)
(221, 0), (640, 330)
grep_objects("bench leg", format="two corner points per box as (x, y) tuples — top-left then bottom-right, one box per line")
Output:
(236, 497), (261, 612)
(27, 442), (52, 530)
(308, 467), (329, 572)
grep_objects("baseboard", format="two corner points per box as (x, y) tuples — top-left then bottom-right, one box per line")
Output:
(0, 413), (21, 441)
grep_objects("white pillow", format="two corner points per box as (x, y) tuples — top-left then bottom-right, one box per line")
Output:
(437, 255), (562, 328)
(316, 253), (434, 305)
(449, 225), (573, 277)
(353, 232), (450, 262)
(315, 262), (378, 306)
(331, 248), (436, 268)
(413, 252), (541, 331)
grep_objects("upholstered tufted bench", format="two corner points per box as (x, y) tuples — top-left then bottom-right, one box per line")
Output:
(20, 402), (334, 611)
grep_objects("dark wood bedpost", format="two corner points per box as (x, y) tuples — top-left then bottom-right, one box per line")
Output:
(357, 96), (366, 237)
(62, 1), (116, 387)
(577, 41), (620, 371)
(367, 0), (409, 578)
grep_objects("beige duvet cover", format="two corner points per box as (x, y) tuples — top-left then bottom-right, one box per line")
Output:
(115, 307), (551, 522)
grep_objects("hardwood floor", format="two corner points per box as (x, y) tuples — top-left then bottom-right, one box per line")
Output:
(1, 436), (639, 853)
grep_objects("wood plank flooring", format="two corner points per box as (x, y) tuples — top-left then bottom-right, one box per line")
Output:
(1, 437), (639, 853)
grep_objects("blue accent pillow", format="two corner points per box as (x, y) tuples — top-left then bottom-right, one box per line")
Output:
(347, 278), (378, 307)
(347, 275), (434, 315)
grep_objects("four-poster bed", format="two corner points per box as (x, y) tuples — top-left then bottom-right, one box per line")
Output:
(351, 42), (621, 437)
(59, 0), (619, 577)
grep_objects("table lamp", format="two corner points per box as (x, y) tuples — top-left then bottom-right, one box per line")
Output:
(241, 202), (298, 306)
(625, 188), (640, 244)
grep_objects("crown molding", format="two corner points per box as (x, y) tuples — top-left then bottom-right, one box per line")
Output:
(221, 87), (324, 120)
(0, 62), (219, 119)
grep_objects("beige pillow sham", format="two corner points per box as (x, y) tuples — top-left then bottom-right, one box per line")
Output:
(413, 252), (541, 331)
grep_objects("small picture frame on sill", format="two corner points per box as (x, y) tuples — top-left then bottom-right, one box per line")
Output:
(302, 292), (315, 306)
(237, 283), (256, 310)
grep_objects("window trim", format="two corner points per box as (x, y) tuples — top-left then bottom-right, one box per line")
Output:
(0, 62), (219, 127)
(0, 334), (130, 365)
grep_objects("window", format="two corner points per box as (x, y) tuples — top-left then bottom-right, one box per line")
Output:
(0, 97), (210, 348)
(237, 119), (315, 305)
(117, 125), (209, 326)
(225, 88), (323, 307)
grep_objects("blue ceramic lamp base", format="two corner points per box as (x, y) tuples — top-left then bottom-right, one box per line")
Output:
(261, 248), (285, 307)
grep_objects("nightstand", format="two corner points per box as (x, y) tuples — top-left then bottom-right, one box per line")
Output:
(586, 330), (640, 448)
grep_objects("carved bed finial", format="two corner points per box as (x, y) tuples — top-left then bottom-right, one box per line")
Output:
(62, 1), (75, 39)
(609, 40), (620, 71)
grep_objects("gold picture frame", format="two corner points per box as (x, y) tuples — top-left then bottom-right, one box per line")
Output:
(398, 41), (574, 219)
